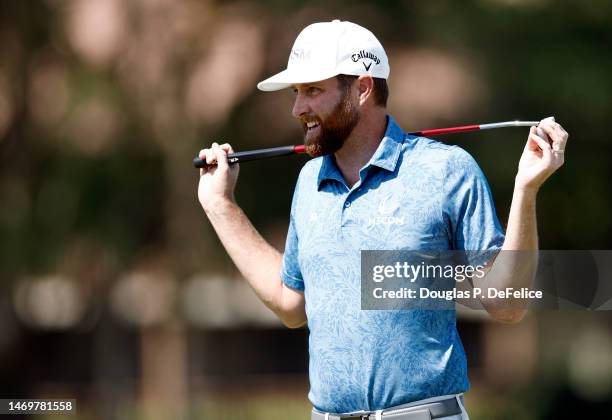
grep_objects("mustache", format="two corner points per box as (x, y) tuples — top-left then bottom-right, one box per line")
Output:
(300, 115), (320, 132)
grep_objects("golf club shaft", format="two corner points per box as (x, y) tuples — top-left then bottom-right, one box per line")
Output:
(193, 120), (540, 169)
(410, 120), (539, 136)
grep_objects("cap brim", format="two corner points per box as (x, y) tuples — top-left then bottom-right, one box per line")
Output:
(257, 68), (338, 91)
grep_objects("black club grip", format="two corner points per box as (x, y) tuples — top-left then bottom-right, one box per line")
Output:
(193, 145), (300, 168)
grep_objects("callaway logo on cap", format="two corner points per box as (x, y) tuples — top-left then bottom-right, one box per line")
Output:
(257, 20), (390, 91)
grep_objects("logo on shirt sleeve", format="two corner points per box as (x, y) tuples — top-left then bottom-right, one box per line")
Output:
(308, 210), (319, 222)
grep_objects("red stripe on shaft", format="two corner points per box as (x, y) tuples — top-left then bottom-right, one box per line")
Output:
(293, 145), (306, 153)
(411, 125), (481, 136)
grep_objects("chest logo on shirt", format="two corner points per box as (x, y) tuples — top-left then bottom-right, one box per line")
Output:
(367, 194), (405, 226)
(377, 195), (399, 215)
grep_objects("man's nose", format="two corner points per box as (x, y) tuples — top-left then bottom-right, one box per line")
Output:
(292, 93), (308, 119)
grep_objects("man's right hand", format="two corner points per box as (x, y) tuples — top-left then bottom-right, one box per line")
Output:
(198, 142), (240, 213)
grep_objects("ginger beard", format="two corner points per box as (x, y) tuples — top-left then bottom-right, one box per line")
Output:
(301, 87), (360, 157)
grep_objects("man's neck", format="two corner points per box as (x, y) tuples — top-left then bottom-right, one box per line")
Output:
(334, 108), (387, 188)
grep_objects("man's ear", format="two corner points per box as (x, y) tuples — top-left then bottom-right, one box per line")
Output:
(357, 75), (374, 106)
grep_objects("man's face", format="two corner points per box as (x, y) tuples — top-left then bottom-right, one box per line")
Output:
(291, 77), (360, 157)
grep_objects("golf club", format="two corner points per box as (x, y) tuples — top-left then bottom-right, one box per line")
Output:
(193, 120), (540, 169)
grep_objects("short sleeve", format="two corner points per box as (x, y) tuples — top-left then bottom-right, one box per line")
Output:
(443, 148), (505, 252)
(280, 182), (305, 291)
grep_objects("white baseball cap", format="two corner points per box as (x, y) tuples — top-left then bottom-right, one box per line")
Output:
(257, 20), (390, 91)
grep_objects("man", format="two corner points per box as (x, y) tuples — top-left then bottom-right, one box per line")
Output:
(197, 20), (568, 420)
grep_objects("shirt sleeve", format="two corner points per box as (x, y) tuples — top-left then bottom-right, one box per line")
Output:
(442, 148), (505, 253)
(280, 181), (305, 292)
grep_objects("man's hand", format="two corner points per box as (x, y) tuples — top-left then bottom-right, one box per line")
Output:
(198, 143), (240, 213)
(515, 117), (569, 192)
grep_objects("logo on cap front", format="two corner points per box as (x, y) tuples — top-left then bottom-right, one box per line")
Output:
(351, 50), (380, 71)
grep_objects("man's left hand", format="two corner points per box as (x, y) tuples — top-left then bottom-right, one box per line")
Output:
(515, 116), (569, 192)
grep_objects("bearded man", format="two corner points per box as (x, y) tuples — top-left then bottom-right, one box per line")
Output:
(197, 20), (568, 420)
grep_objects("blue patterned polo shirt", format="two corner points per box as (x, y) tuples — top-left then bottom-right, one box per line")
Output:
(281, 115), (505, 413)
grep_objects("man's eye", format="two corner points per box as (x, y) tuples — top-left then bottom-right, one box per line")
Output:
(307, 87), (320, 95)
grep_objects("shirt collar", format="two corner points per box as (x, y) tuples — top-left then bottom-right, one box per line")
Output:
(317, 115), (405, 189)
(368, 114), (404, 172)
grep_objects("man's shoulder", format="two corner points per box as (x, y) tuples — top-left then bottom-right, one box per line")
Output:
(403, 134), (477, 168)
(300, 155), (324, 172)
(297, 155), (324, 180)
(408, 134), (471, 157)
(292, 155), (324, 193)
(388, 115), (471, 161)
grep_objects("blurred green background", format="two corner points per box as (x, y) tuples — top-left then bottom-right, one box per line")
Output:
(1, 0), (611, 419)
